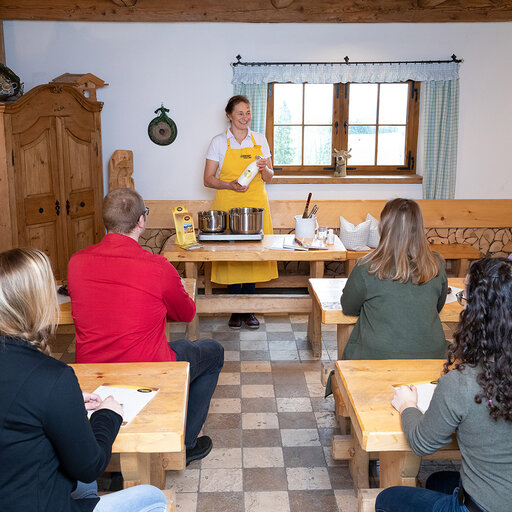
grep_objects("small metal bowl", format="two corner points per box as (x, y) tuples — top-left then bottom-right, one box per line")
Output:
(197, 210), (227, 233)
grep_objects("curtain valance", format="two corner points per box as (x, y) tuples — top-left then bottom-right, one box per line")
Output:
(232, 61), (459, 85)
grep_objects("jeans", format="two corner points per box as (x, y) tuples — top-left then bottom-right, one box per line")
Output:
(376, 472), (470, 512)
(170, 338), (224, 448)
(72, 481), (167, 512)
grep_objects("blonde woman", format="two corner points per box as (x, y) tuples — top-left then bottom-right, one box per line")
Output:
(341, 198), (448, 359)
(0, 248), (167, 512)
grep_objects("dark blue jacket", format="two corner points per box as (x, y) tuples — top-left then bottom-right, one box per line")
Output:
(0, 336), (122, 512)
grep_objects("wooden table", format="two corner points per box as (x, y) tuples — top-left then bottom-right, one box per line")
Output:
(59, 278), (199, 340)
(162, 235), (347, 356)
(332, 359), (459, 500)
(72, 362), (189, 489)
(309, 277), (465, 360)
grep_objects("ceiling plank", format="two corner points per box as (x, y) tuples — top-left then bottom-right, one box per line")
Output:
(1, 0), (512, 22)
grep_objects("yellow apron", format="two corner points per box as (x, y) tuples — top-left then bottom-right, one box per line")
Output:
(211, 133), (278, 285)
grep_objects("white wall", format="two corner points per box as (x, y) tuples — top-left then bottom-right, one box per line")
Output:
(5, 21), (512, 200)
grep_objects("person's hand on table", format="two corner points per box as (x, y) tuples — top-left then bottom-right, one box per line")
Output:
(228, 179), (248, 192)
(82, 392), (102, 411)
(392, 385), (419, 414)
(96, 395), (124, 418)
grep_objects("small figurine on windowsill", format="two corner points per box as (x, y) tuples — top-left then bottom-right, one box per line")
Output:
(333, 148), (352, 177)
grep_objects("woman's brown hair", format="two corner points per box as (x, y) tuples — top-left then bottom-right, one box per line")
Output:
(360, 198), (440, 285)
(225, 95), (250, 115)
(0, 248), (59, 355)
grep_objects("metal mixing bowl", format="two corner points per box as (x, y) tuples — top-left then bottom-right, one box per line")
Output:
(229, 207), (264, 234)
(197, 210), (227, 233)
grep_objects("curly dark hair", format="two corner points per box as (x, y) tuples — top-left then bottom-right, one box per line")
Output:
(444, 257), (512, 422)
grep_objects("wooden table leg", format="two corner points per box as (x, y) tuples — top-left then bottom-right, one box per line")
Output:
(379, 451), (421, 488)
(119, 452), (171, 489)
(346, 259), (356, 277)
(457, 258), (469, 277)
(307, 283), (322, 357)
(349, 441), (370, 490)
(184, 262), (200, 340)
(184, 262), (198, 279)
(187, 314), (200, 341)
(120, 453), (152, 488)
(204, 262), (212, 295)
(307, 261), (325, 357)
(337, 324), (354, 360)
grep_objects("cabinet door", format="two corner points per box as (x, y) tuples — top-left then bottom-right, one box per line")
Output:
(57, 116), (103, 257)
(12, 116), (69, 278)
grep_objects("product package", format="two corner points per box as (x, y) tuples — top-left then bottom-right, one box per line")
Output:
(172, 206), (202, 249)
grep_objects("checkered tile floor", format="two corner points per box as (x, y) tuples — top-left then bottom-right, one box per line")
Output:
(52, 316), (459, 512)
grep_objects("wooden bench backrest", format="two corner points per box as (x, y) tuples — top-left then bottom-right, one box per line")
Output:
(145, 199), (512, 230)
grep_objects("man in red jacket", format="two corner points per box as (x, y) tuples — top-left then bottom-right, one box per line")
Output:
(68, 188), (223, 465)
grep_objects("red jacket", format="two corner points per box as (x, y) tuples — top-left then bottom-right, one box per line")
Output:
(68, 233), (195, 363)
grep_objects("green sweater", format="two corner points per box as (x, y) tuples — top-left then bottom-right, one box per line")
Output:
(341, 261), (448, 359)
(402, 366), (512, 512)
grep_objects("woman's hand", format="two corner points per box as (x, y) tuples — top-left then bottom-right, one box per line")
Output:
(82, 392), (102, 411)
(257, 157), (274, 183)
(391, 385), (419, 414)
(228, 180), (248, 192)
(96, 395), (124, 418)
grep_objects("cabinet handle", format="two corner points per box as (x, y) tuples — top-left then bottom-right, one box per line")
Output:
(39, 208), (44, 214)
(80, 201), (85, 207)
(66, 200), (70, 215)
(55, 201), (60, 216)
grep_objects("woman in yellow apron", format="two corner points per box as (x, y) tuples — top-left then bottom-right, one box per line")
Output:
(204, 95), (278, 329)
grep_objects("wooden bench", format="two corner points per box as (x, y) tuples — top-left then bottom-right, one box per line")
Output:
(145, 199), (512, 287)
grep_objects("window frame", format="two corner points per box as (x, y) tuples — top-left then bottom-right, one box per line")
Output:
(266, 81), (420, 177)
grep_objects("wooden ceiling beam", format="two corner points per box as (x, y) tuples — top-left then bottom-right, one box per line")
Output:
(1, 0), (512, 23)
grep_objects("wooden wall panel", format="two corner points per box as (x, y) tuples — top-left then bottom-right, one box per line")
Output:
(145, 199), (512, 230)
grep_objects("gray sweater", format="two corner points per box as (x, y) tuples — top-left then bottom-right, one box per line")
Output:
(341, 260), (448, 359)
(402, 365), (512, 512)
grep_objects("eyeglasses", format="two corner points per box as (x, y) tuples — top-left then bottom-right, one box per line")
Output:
(142, 206), (150, 217)
(456, 290), (469, 306)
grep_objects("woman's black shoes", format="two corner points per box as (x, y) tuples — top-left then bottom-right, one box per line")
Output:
(243, 313), (260, 329)
(228, 313), (260, 329)
(228, 313), (242, 329)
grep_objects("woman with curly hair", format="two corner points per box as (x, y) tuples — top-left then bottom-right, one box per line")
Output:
(0, 248), (168, 512)
(376, 257), (512, 512)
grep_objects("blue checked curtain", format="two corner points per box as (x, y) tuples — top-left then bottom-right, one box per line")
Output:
(232, 83), (268, 135)
(422, 80), (459, 199)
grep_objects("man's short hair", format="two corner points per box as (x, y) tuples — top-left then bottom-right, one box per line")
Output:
(102, 188), (145, 234)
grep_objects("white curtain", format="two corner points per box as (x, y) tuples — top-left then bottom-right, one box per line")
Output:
(232, 61), (459, 85)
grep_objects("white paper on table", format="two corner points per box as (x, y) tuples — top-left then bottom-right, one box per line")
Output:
(414, 382), (437, 413)
(88, 385), (159, 427)
(445, 286), (463, 305)
(56, 285), (71, 304)
(393, 382), (437, 413)
(269, 235), (308, 251)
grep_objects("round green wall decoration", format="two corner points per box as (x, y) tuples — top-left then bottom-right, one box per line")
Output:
(148, 104), (178, 146)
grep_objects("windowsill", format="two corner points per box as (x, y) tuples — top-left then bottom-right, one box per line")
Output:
(271, 175), (423, 185)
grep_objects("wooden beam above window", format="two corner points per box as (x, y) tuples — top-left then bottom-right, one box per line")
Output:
(1, 0), (512, 23)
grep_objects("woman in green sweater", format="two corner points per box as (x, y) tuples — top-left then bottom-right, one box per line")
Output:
(376, 257), (512, 512)
(341, 198), (448, 360)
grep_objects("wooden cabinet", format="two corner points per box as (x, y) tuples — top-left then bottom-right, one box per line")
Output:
(0, 83), (105, 279)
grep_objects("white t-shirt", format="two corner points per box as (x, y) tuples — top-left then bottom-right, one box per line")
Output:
(206, 127), (271, 170)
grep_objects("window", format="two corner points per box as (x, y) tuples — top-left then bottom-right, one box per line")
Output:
(266, 81), (420, 176)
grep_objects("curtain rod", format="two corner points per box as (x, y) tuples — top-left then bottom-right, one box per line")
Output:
(232, 54), (463, 67)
